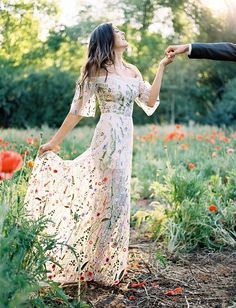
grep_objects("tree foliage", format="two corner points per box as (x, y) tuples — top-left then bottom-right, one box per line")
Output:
(1, 0), (236, 128)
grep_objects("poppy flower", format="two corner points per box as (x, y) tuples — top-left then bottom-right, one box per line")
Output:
(208, 204), (217, 212)
(130, 281), (146, 288)
(128, 295), (136, 300)
(0, 151), (23, 180)
(196, 135), (203, 140)
(188, 163), (196, 170)
(180, 143), (189, 150)
(165, 287), (183, 295)
(26, 137), (34, 145)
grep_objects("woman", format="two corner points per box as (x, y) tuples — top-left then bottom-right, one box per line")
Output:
(24, 22), (173, 287)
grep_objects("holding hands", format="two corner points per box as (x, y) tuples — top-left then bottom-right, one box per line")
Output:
(160, 55), (175, 66)
(165, 44), (189, 59)
(159, 44), (189, 66)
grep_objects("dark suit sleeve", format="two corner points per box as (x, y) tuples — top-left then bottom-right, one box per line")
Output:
(189, 43), (236, 61)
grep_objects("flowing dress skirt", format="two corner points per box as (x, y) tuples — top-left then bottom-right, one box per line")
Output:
(24, 112), (133, 286)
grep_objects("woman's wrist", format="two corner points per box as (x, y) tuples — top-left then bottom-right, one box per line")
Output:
(158, 62), (166, 70)
(49, 137), (60, 146)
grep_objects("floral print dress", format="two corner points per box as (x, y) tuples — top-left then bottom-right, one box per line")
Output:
(24, 73), (160, 286)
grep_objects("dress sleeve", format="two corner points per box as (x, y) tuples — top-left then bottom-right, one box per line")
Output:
(135, 77), (160, 116)
(69, 80), (97, 117)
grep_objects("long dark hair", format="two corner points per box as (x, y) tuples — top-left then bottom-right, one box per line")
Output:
(78, 22), (129, 87)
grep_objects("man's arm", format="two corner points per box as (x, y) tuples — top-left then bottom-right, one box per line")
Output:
(165, 43), (236, 62)
(189, 43), (236, 61)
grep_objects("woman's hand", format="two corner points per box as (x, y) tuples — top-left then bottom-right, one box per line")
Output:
(38, 142), (60, 157)
(160, 55), (175, 66)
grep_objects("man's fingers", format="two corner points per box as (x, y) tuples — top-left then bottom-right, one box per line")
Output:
(167, 51), (176, 58)
(165, 45), (176, 55)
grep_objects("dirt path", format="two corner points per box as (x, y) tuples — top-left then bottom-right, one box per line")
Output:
(63, 227), (236, 307)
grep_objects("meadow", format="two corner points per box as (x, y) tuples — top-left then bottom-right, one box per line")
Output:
(0, 124), (235, 306)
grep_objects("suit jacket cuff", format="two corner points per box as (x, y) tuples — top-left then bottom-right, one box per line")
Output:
(188, 44), (192, 56)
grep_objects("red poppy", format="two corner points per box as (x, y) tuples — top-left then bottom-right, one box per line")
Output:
(196, 135), (203, 140)
(208, 204), (217, 212)
(188, 162), (196, 170)
(0, 151), (23, 180)
(165, 287), (183, 295)
(130, 281), (146, 288)
(128, 295), (136, 300)
(26, 137), (34, 144)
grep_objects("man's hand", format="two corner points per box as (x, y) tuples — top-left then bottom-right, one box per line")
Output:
(165, 44), (189, 58)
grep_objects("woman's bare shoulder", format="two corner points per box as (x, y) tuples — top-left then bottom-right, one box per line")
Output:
(125, 63), (142, 78)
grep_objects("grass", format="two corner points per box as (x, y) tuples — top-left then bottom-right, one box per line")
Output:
(0, 123), (236, 304)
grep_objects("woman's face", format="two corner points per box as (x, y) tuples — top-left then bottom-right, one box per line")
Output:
(112, 26), (128, 49)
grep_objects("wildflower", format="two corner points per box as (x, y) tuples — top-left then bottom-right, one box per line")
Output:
(26, 137), (34, 144)
(0, 150), (23, 180)
(196, 135), (203, 140)
(86, 271), (93, 277)
(130, 281), (146, 288)
(151, 282), (159, 288)
(165, 287), (183, 295)
(164, 131), (177, 141)
(27, 160), (34, 168)
(128, 295), (136, 300)
(180, 143), (189, 150)
(211, 152), (217, 158)
(188, 163), (196, 170)
(226, 148), (234, 154)
(175, 124), (181, 129)
(208, 204), (217, 212)
(222, 137), (229, 143)
(102, 176), (108, 182)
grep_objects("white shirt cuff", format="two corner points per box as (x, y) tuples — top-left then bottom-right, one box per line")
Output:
(188, 44), (192, 56)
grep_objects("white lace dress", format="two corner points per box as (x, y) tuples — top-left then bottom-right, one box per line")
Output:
(24, 73), (160, 286)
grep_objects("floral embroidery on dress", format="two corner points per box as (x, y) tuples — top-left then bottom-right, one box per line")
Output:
(24, 73), (160, 286)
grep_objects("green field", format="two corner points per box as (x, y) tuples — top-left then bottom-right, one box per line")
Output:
(0, 124), (236, 306)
